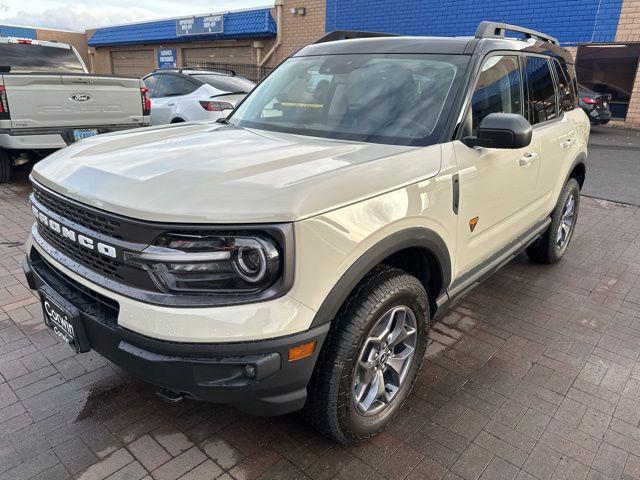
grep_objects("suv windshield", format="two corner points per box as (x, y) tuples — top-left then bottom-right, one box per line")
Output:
(0, 43), (85, 73)
(191, 74), (255, 93)
(230, 53), (465, 145)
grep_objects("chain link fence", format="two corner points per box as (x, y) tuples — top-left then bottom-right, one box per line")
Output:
(182, 61), (273, 83)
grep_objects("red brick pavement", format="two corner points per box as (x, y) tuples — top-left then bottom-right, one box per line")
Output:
(2, 176), (640, 480)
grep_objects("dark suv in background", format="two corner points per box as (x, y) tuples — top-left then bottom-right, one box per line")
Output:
(578, 83), (612, 125)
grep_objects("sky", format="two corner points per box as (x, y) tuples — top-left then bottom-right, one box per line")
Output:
(0, 0), (273, 31)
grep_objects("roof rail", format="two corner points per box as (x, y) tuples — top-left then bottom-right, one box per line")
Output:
(475, 21), (558, 45)
(314, 30), (399, 44)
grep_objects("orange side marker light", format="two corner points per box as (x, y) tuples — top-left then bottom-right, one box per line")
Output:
(288, 340), (317, 361)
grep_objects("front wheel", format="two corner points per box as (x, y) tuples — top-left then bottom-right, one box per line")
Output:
(305, 266), (429, 443)
(526, 178), (580, 264)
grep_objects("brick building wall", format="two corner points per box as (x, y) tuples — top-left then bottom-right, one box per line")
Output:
(270, 0), (326, 65)
(616, 0), (640, 42)
(325, 0), (625, 44)
(87, 38), (260, 76)
(616, 0), (640, 127)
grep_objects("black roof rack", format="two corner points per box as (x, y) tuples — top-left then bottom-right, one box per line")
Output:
(314, 30), (399, 44)
(475, 21), (558, 45)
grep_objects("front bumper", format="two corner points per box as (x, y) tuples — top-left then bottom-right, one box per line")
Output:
(24, 251), (329, 416)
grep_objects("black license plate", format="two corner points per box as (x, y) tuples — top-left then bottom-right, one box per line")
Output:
(40, 286), (89, 353)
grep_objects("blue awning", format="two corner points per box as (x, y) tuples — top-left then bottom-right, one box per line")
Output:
(88, 8), (276, 47)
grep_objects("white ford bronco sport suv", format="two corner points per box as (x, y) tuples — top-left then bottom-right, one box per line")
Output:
(23, 23), (588, 443)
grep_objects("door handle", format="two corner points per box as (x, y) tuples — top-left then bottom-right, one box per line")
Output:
(167, 103), (176, 106)
(561, 138), (574, 149)
(519, 152), (538, 166)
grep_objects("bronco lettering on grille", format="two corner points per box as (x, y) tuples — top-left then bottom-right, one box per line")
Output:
(32, 204), (117, 259)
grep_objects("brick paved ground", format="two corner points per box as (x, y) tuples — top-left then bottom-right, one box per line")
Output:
(3, 176), (640, 480)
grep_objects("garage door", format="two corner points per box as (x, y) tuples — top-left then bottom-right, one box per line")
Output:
(111, 49), (155, 77)
(183, 44), (252, 65)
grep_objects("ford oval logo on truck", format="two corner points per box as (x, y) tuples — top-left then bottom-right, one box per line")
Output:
(70, 93), (92, 102)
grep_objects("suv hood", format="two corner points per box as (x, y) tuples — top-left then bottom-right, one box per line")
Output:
(32, 123), (441, 223)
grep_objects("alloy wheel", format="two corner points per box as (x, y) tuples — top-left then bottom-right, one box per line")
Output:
(556, 193), (576, 249)
(352, 305), (418, 416)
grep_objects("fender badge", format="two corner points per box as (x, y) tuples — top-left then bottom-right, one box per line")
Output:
(469, 217), (479, 232)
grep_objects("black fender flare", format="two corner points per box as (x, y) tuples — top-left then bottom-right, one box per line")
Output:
(309, 227), (452, 328)
(564, 152), (587, 188)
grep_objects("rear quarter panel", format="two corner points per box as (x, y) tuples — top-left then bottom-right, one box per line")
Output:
(536, 107), (589, 220)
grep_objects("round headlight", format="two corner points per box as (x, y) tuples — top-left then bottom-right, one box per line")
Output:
(234, 245), (268, 283)
(126, 233), (282, 294)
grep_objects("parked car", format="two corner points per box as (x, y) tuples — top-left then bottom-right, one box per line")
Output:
(24, 22), (588, 443)
(0, 37), (150, 183)
(580, 81), (630, 119)
(578, 83), (612, 125)
(142, 68), (254, 125)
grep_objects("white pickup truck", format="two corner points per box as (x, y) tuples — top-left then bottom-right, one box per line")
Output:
(0, 37), (150, 182)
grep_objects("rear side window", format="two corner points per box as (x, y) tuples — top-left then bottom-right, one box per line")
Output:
(154, 75), (197, 97)
(191, 74), (255, 93)
(471, 55), (522, 134)
(143, 75), (159, 97)
(552, 58), (577, 110)
(525, 57), (557, 124)
(0, 43), (85, 73)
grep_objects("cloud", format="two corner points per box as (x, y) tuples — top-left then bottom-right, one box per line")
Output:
(0, 3), (160, 31)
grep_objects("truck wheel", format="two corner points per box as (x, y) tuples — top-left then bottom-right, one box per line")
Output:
(305, 266), (429, 443)
(526, 178), (580, 264)
(0, 150), (10, 184)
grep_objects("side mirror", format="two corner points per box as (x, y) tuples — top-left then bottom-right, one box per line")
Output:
(463, 113), (532, 149)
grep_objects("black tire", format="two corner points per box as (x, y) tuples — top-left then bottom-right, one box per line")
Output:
(526, 178), (580, 264)
(305, 265), (429, 443)
(0, 150), (10, 184)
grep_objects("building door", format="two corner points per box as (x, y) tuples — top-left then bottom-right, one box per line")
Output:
(576, 44), (640, 120)
(111, 49), (155, 77)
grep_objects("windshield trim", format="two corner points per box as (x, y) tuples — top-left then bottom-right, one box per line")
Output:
(228, 53), (469, 147)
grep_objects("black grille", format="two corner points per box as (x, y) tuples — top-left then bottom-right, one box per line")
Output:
(31, 250), (119, 329)
(33, 186), (122, 238)
(38, 225), (124, 280)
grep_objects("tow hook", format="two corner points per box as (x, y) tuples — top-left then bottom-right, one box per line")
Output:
(156, 387), (185, 404)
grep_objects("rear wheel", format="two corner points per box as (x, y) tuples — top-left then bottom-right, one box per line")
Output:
(526, 178), (580, 264)
(0, 150), (10, 184)
(305, 266), (429, 443)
